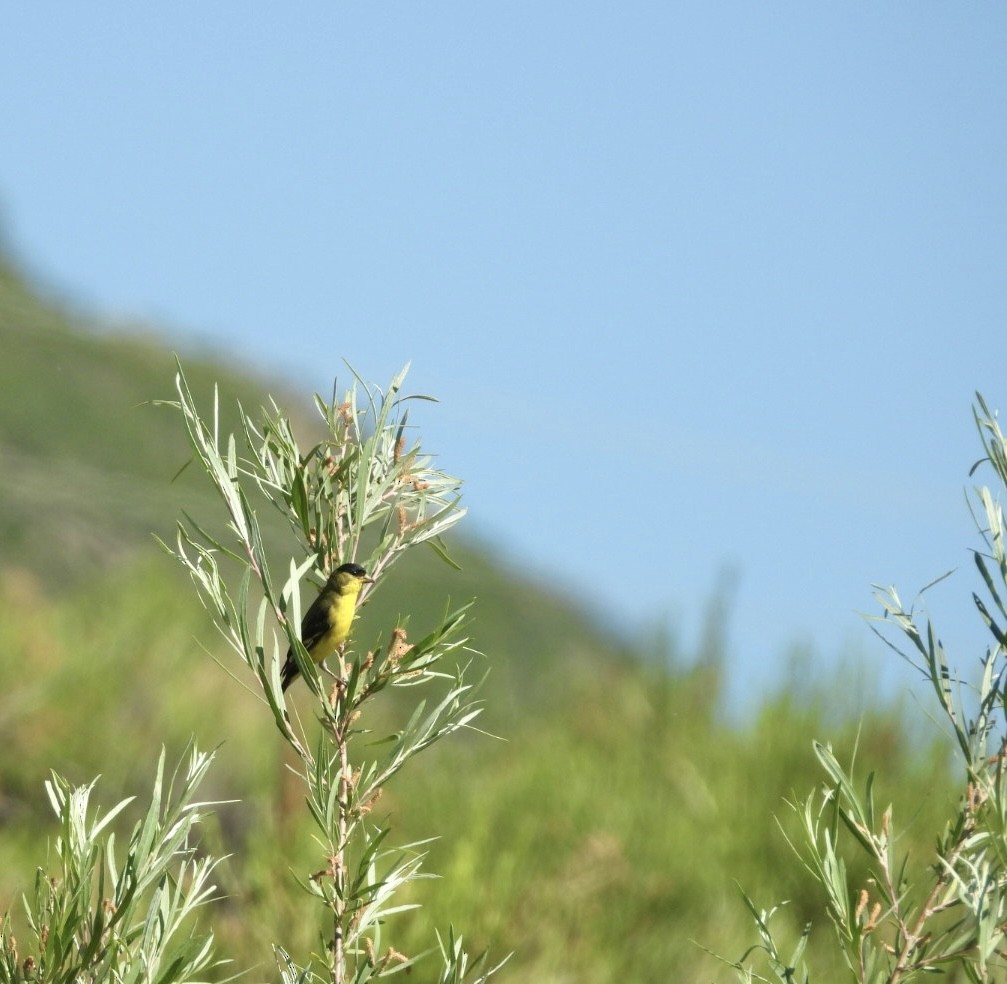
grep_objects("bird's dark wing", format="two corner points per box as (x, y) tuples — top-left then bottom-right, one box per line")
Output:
(280, 593), (332, 691)
(298, 595), (333, 653)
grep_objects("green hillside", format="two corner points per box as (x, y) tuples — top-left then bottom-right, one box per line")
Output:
(0, 252), (979, 982)
(0, 253), (618, 669)
(0, 255), (291, 585)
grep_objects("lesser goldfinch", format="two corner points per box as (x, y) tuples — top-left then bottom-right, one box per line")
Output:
(281, 562), (372, 691)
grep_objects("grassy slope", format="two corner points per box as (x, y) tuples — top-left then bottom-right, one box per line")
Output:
(0, 252), (625, 708)
(0, 256), (291, 584)
(0, 254), (962, 981)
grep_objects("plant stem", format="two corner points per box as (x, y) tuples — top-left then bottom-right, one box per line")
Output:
(331, 650), (350, 984)
(889, 801), (972, 982)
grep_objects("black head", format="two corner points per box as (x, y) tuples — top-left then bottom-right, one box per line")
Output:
(333, 562), (368, 580)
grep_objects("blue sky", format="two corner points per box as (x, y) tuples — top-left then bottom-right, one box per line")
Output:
(2, 3), (1005, 702)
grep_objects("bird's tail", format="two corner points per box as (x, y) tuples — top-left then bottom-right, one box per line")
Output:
(280, 652), (299, 692)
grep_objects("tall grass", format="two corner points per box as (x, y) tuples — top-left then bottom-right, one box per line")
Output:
(0, 559), (954, 981)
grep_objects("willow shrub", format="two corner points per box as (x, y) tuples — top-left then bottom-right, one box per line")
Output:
(714, 394), (1007, 984)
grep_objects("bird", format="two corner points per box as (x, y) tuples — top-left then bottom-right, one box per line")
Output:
(280, 562), (372, 691)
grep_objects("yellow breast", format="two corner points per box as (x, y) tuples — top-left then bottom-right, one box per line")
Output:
(311, 587), (361, 660)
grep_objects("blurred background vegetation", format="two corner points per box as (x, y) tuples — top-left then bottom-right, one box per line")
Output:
(0, 250), (962, 981)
